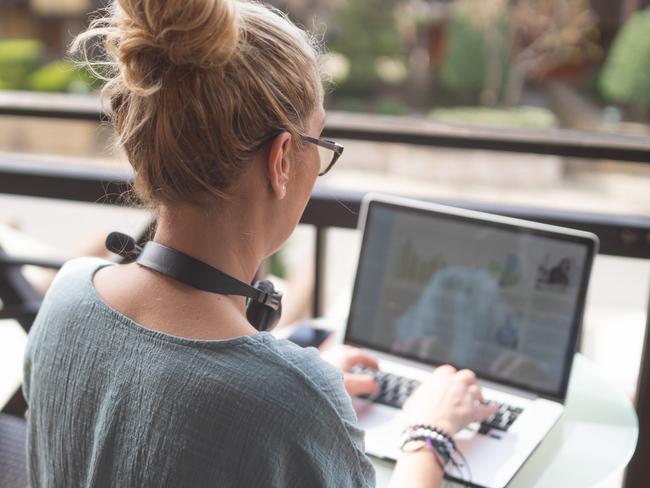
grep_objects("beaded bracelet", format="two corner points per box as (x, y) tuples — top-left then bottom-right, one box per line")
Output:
(399, 425), (456, 468)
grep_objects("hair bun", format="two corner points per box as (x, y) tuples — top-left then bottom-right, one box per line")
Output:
(116, 0), (238, 93)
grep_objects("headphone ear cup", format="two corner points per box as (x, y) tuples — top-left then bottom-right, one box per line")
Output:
(246, 280), (283, 332)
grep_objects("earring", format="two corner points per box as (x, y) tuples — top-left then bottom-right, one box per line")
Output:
(281, 184), (287, 194)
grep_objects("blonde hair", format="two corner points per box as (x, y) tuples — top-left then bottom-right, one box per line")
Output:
(73, 0), (322, 206)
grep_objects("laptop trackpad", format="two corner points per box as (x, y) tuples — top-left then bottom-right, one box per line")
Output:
(353, 399), (406, 459)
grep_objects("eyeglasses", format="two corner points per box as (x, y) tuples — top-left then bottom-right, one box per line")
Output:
(300, 133), (344, 176)
(255, 131), (344, 177)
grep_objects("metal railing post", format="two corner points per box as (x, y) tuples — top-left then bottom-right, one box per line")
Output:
(313, 226), (327, 318)
(624, 275), (650, 488)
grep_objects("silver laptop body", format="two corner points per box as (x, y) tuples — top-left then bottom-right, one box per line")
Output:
(345, 194), (598, 488)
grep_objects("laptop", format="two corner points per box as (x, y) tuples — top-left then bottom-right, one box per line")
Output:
(345, 193), (598, 488)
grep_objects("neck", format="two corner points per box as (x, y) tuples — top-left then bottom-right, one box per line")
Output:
(152, 201), (265, 312)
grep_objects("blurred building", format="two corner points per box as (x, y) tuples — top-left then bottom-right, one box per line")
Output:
(0, 0), (105, 59)
(592, 0), (650, 48)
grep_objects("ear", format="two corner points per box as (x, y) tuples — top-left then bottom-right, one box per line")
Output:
(266, 131), (293, 200)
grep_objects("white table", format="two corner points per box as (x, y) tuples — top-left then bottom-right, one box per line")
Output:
(291, 319), (638, 486)
(1, 233), (640, 486)
(0, 224), (54, 408)
(371, 353), (638, 487)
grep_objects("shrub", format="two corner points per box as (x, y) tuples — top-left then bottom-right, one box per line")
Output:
(328, 0), (403, 97)
(437, 6), (511, 105)
(600, 9), (650, 109)
(430, 106), (557, 129)
(438, 15), (486, 100)
(27, 60), (95, 93)
(0, 39), (43, 90)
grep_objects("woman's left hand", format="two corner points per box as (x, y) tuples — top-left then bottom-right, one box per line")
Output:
(321, 345), (380, 397)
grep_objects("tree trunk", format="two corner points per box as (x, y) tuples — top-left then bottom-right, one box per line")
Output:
(504, 63), (526, 106)
(622, 0), (641, 22)
(480, 26), (503, 106)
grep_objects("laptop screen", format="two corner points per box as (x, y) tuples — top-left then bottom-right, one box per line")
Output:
(346, 198), (596, 401)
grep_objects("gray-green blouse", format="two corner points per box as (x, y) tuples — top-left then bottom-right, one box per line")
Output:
(23, 257), (375, 487)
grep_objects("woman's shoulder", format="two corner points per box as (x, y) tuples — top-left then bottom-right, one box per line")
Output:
(242, 335), (351, 413)
(59, 255), (111, 278)
(45, 256), (111, 299)
(232, 336), (375, 486)
(254, 335), (341, 384)
(27, 256), (109, 335)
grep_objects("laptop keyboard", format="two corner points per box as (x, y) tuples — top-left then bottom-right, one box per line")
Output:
(351, 365), (420, 409)
(351, 365), (524, 435)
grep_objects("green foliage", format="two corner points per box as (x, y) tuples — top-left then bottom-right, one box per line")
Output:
(0, 39), (43, 90)
(329, 0), (403, 96)
(376, 96), (409, 115)
(438, 15), (486, 99)
(268, 252), (287, 279)
(27, 60), (95, 93)
(430, 106), (557, 129)
(599, 9), (650, 109)
(328, 96), (368, 113)
(437, 7), (510, 104)
(0, 39), (102, 93)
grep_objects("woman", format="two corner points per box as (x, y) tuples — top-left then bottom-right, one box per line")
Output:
(23, 0), (497, 486)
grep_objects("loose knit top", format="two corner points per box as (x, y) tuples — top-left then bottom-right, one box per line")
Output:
(23, 257), (375, 487)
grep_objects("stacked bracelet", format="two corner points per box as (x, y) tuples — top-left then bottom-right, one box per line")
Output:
(399, 425), (456, 468)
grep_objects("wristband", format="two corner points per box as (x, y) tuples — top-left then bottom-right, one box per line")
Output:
(399, 425), (456, 467)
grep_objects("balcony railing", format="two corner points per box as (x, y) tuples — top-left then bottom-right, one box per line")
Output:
(2, 90), (650, 163)
(1, 91), (649, 487)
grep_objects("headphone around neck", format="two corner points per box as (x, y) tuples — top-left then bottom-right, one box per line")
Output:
(105, 232), (283, 332)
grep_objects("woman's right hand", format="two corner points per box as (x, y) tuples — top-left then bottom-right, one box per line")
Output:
(402, 365), (498, 436)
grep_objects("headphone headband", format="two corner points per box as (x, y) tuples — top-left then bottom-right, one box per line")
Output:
(104, 232), (283, 331)
(136, 241), (279, 310)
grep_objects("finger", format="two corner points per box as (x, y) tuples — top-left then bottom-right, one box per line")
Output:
(456, 369), (477, 385)
(343, 350), (379, 371)
(434, 364), (456, 376)
(344, 374), (380, 397)
(474, 403), (499, 422)
(467, 384), (481, 401)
